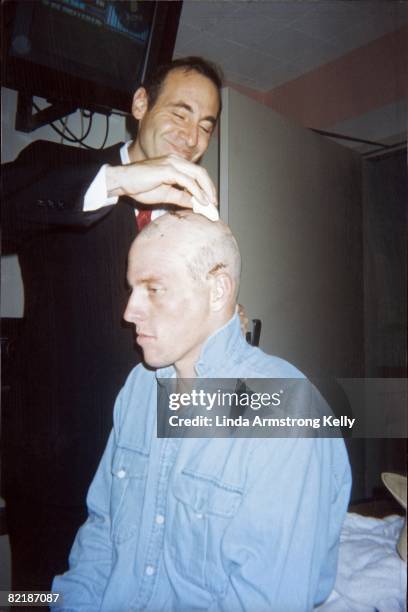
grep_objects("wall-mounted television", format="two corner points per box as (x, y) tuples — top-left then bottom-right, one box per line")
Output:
(1, 0), (182, 115)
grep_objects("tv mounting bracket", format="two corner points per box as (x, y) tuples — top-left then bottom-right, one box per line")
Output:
(15, 92), (78, 133)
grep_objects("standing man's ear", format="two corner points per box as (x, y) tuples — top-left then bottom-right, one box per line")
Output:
(131, 87), (149, 121)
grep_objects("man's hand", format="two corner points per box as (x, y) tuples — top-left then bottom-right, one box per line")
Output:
(106, 154), (217, 210)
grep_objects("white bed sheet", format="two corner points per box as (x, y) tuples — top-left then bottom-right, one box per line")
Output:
(317, 513), (406, 612)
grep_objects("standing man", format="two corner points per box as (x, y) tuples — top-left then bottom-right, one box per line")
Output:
(1, 57), (222, 590)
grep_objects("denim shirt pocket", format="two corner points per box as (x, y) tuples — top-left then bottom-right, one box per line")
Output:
(169, 470), (243, 596)
(110, 447), (148, 544)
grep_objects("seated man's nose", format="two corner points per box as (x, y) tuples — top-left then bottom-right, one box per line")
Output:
(123, 303), (134, 323)
(124, 298), (144, 323)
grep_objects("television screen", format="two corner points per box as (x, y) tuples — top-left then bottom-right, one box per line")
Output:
(1, 0), (182, 114)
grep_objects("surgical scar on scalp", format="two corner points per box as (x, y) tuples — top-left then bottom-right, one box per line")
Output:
(208, 262), (227, 275)
(168, 211), (186, 219)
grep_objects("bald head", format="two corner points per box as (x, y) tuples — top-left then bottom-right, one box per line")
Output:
(134, 211), (241, 299)
(125, 212), (241, 376)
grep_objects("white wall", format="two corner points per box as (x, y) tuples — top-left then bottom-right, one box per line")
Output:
(220, 87), (363, 377)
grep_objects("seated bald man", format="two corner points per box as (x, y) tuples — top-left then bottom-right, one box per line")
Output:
(53, 212), (351, 611)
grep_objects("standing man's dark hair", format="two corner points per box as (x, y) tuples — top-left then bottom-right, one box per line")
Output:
(143, 56), (224, 116)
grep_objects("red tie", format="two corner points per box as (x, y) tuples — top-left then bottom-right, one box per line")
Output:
(137, 210), (152, 231)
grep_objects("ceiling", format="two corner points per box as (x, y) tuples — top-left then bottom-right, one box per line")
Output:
(174, 0), (408, 155)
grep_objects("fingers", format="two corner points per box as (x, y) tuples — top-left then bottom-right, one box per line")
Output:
(162, 165), (212, 208)
(132, 184), (194, 208)
(114, 155), (218, 209)
(165, 155), (217, 206)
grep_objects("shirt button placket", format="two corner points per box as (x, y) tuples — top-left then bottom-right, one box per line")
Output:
(138, 438), (179, 607)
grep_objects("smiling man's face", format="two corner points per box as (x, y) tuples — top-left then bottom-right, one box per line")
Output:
(131, 68), (220, 163)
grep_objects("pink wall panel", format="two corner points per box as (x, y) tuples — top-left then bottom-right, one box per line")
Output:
(227, 26), (408, 130)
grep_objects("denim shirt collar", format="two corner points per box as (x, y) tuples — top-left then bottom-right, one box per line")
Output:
(156, 310), (244, 380)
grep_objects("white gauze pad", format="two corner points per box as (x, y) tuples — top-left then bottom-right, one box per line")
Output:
(191, 196), (219, 222)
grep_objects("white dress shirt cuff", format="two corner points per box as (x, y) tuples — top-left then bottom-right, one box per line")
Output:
(83, 164), (118, 211)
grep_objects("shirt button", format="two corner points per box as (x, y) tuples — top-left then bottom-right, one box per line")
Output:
(155, 514), (165, 525)
(196, 512), (203, 519)
(145, 565), (155, 576)
(117, 469), (126, 479)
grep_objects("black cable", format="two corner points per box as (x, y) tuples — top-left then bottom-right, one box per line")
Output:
(99, 113), (110, 150)
(32, 101), (110, 150)
(28, 102), (79, 143)
(59, 110), (93, 143)
(57, 111), (93, 143)
(32, 101), (87, 144)
(43, 118), (83, 144)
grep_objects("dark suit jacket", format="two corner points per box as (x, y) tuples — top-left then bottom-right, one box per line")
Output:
(2, 140), (141, 505)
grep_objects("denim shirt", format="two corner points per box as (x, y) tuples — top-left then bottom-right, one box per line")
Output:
(53, 314), (351, 611)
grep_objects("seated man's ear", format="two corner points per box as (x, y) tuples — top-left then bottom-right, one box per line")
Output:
(210, 272), (235, 312)
(132, 87), (149, 121)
